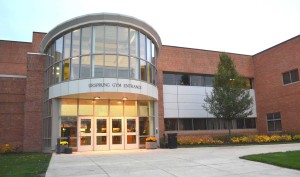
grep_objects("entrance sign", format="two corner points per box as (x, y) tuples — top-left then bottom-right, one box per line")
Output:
(89, 82), (142, 89)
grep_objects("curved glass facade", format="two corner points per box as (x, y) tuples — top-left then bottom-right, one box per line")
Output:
(44, 25), (158, 88)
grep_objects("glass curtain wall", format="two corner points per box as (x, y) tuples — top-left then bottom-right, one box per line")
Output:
(59, 99), (155, 147)
(45, 25), (158, 86)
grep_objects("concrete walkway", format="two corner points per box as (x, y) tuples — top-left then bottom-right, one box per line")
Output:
(46, 143), (300, 177)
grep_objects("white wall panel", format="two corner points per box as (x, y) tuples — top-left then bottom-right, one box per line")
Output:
(68, 80), (79, 94)
(164, 103), (178, 109)
(163, 94), (177, 103)
(78, 79), (91, 93)
(164, 109), (179, 117)
(177, 94), (206, 103)
(163, 85), (177, 94)
(60, 82), (69, 96)
(179, 109), (208, 118)
(178, 86), (206, 95)
(178, 103), (205, 110)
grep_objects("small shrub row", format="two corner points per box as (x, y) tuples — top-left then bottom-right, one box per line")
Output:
(177, 134), (300, 145)
(0, 143), (21, 154)
(178, 135), (224, 145)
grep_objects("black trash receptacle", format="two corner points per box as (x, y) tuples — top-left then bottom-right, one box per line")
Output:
(168, 133), (177, 149)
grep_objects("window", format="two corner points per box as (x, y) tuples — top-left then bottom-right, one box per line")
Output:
(72, 29), (80, 57)
(283, 69), (299, 84)
(118, 27), (129, 55)
(191, 75), (205, 86)
(177, 74), (190, 85)
(163, 73), (176, 85)
(118, 56), (129, 78)
(164, 118), (257, 131)
(165, 119), (178, 131)
(81, 27), (92, 55)
(80, 56), (91, 78)
(178, 119), (193, 130)
(267, 112), (282, 132)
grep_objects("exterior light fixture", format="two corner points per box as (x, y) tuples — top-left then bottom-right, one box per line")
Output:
(94, 96), (100, 100)
(122, 97), (128, 101)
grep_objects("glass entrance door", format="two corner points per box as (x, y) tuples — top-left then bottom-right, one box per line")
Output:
(125, 117), (139, 149)
(94, 117), (109, 150)
(110, 118), (124, 150)
(78, 117), (93, 151)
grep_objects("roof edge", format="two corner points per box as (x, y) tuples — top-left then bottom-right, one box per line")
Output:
(253, 34), (300, 56)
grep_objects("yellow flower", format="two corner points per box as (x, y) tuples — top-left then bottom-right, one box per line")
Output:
(60, 141), (68, 145)
(146, 137), (157, 142)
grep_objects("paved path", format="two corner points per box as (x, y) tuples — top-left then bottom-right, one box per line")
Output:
(46, 143), (300, 177)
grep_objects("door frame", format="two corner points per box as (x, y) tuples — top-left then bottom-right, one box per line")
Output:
(94, 117), (109, 150)
(125, 117), (139, 149)
(77, 117), (94, 152)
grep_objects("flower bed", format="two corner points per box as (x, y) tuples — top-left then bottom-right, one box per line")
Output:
(177, 134), (300, 146)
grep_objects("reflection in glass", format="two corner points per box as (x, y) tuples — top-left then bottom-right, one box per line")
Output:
(139, 101), (148, 117)
(139, 117), (149, 135)
(62, 59), (69, 81)
(151, 43), (156, 66)
(112, 136), (122, 144)
(140, 60), (147, 81)
(63, 33), (71, 59)
(146, 38), (151, 62)
(80, 136), (91, 145)
(118, 56), (129, 78)
(105, 26), (117, 53)
(130, 29), (138, 57)
(93, 26), (104, 54)
(97, 136), (107, 145)
(130, 57), (139, 80)
(55, 37), (63, 62)
(80, 119), (91, 133)
(147, 63), (152, 83)
(191, 75), (205, 86)
(124, 101), (137, 117)
(112, 119), (122, 133)
(127, 135), (136, 144)
(110, 100), (123, 117)
(80, 56), (91, 78)
(94, 100), (108, 116)
(81, 27), (92, 55)
(54, 63), (60, 84)
(93, 55), (104, 77)
(78, 100), (93, 115)
(104, 55), (117, 77)
(61, 116), (77, 147)
(127, 119), (136, 132)
(140, 33), (146, 59)
(70, 57), (79, 80)
(97, 119), (107, 133)
(72, 29), (80, 57)
(118, 27), (128, 55)
(61, 99), (77, 116)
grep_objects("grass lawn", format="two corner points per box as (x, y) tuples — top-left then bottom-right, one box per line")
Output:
(240, 150), (300, 170)
(0, 153), (52, 177)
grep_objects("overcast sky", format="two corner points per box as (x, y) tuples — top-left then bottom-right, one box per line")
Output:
(0, 0), (299, 55)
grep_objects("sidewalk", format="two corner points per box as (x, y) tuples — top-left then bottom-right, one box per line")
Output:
(46, 143), (300, 177)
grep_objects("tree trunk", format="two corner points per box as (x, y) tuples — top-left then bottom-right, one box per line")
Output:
(227, 119), (231, 138)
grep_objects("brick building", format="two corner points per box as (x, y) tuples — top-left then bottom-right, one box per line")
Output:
(0, 13), (299, 152)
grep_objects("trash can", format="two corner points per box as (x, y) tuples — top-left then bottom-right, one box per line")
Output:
(56, 138), (61, 154)
(168, 133), (177, 149)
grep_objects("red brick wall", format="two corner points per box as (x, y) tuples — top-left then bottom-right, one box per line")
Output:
(0, 32), (46, 152)
(253, 36), (300, 133)
(0, 41), (32, 75)
(0, 78), (26, 149)
(157, 46), (255, 137)
(23, 54), (45, 152)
